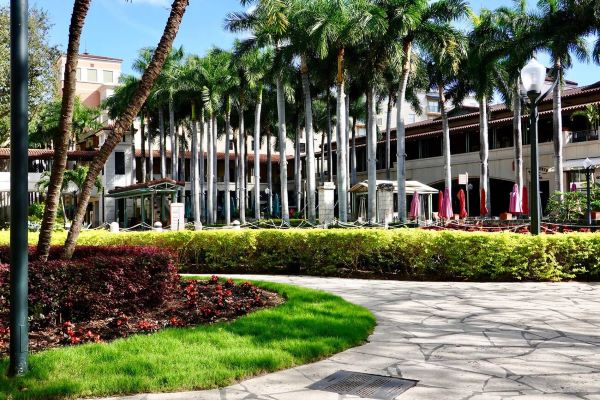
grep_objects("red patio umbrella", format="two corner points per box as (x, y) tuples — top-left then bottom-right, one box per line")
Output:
(410, 191), (421, 220)
(457, 189), (468, 219)
(522, 186), (529, 215)
(480, 188), (489, 216)
(509, 184), (523, 214)
(442, 187), (454, 219)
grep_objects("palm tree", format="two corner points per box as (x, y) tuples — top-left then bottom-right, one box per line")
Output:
(383, 0), (468, 222)
(424, 26), (467, 197)
(536, 0), (589, 194)
(37, 0), (93, 261)
(62, 0), (190, 259)
(571, 104), (600, 135)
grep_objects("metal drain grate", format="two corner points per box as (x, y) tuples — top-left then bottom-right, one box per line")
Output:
(308, 370), (417, 400)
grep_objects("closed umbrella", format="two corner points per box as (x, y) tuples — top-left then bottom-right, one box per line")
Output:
(522, 187), (529, 215)
(442, 187), (454, 219)
(457, 189), (468, 219)
(410, 191), (421, 220)
(571, 182), (577, 192)
(437, 191), (444, 218)
(480, 188), (489, 216)
(509, 184), (523, 214)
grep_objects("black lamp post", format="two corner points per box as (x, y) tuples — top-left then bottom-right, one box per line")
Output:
(9, 0), (30, 376)
(583, 157), (595, 226)
(520, 58), (557, 235)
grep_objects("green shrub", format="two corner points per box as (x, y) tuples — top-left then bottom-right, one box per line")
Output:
(43, 228), (600, 282)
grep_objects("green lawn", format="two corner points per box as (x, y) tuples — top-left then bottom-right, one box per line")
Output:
(0, 279), (375, 400)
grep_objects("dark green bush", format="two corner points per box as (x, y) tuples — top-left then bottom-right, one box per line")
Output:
(73, 229), (600, 281)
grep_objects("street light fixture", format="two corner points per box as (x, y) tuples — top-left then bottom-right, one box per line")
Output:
(520, 58), (557, 235)
(582, 157), (595, 226)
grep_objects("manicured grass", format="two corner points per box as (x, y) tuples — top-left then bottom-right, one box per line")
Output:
(0, 279), (375, 400)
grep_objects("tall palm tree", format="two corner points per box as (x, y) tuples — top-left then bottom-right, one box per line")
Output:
(383, 0), (468, 222)
(37, 0), (92, 261)
(536, 0), (589, 194)
(62, 0), (190, 259)
(424, 26), (467, 197)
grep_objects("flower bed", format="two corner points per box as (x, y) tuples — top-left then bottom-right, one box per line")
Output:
(0, 247), (280, 354)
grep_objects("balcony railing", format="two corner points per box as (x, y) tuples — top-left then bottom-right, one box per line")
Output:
(569, 129), (599, 143)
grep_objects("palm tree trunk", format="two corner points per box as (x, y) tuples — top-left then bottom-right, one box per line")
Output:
(233, 133), (239, 217)
(553, 66), (564, 194)
(326, 92), (333, 183)
(159, 107), (166, 179)
(238, 107), (246, 224)
(148, 119), (154, 182)
(199, 110), (205, 222)
(224, 99), (231, 225)
(61, 0), (189, 259)
(37, 0), (92, 260)
(351, 115), (357, 185)
(206, 114), (214, 224)
(140, 112), (146, 183)
(131, 125), (137, 185)
(300, 54), (317, 223)
(254, 88), (263, 220)
(191, 102), (201, 229)
(336, 49), (348, 222)
(385, 89), (392, 181)
(244, 132), (249, 214)
(320, 131), (325, 183)
(295, 125), (303, 215)
(267, 127), (273, 217)
(439, 85), (451, 193)
(479, 96), (490, 216)
(212, 116), (218, 223)
(276, 76), (290, 223)
(367, 86), (377, 222)
(513, 83), (523, 200)
(169, 98), (177, 181)
(396, 41), (411, 222)
(180, 126), (186, 202)
(345, 92), (351, 216)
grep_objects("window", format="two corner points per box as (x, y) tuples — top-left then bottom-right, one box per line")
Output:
(405, 140), (419, 160)
(115, 152), (125, 175)
(76, 68), (81, 81)
(450, 133), (467, 155)
(420, 136), (442, 158)
(427, 100), (439, 113)
(87, 68), (98, 82)
(103, 70), (113, 83)
(407, 114), (416, 124)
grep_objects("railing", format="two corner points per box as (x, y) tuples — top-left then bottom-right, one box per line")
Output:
(569, 129), (599, 143)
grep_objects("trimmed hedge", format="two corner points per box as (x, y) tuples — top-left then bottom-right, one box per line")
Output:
(58, 229), (600, 281)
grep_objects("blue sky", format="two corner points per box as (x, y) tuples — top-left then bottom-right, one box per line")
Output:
(4, 0), (599, 85)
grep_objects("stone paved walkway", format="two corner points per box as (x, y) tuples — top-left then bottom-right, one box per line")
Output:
(96, 276), (600, 400)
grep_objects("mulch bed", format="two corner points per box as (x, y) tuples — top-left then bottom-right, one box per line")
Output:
(0, 276), (283, 355)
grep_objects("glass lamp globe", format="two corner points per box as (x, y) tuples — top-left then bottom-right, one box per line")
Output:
(583, 157), (594, 170)
(520, 58), (547, 95)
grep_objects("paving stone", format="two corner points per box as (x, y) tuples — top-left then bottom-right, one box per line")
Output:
(92, 276), (600, 400)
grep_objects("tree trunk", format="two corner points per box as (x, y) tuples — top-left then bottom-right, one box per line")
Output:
(199, 109), (205, 222)
(37, 0), (92, 260)
(479, 96), (490, 216)
(244, 130), (249, 216)
(131, 125), (137, 185)
(61, 0), (189, 259)
(224, 98), (231, 225)
(345, 92), (351, 216)
(148, 115), (153, 182)
(320, 130), (325, 183)
(326, 92), (333, 183)
(212, 116), (218, 223)
(140, 111), (146, 183)
(191, 102), (201, 229)
(336, 49), (348, 222)
(169, 97), (177, 181)
(276, 76), (290, 223)
(553, 65), (564, 194)
(513, 83), (523, 200)
(439, 85), (451, 193)
(267, 127), (273, 217)
(206, 113), (214, 224)
(254, 88), (263, 220)
(233, 132), (239, 217)
(385, 89), (392, 180)
(396, 40), (411, 222)
(159, 107), (166, 179)
(238, 107), (246, 224)
(351, 115), (357, 185)
(294, 125), (303, 216)
(367, 86), (377, 222)
(300, 54), (317, 223)
(180, 125), (186, 202)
